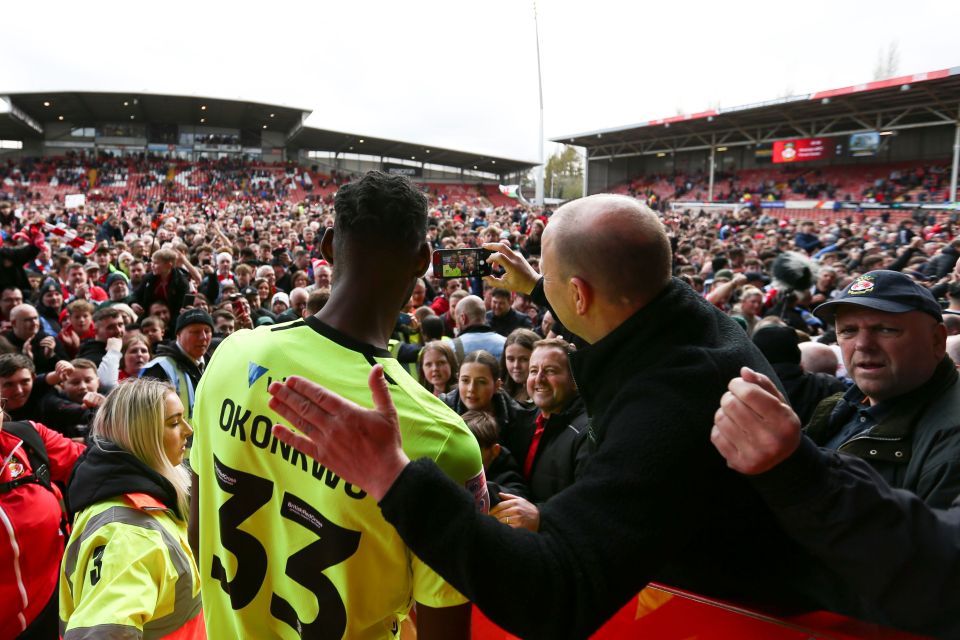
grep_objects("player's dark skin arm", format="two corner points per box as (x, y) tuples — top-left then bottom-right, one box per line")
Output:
(416, 603), (471, 639)
(188, 470), (199, 559)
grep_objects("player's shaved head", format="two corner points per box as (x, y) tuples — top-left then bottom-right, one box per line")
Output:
(546, 195), (671, 307)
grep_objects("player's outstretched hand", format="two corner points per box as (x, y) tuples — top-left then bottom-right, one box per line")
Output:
(710, 366), (803, 475)
(269, 365), (411, 502)
(482, 242), (539, 295)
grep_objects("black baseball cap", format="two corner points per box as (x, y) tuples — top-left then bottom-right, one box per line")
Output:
(813, 270), (943, 323)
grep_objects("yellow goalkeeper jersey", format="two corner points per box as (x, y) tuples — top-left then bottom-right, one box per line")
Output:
(191, 317), (487, 640)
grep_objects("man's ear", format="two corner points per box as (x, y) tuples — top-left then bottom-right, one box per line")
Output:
(569, 276), (593, 317)
(933, 321), (948, 359)
(319, 228), (335, 264)
(414, 241), (431, 278)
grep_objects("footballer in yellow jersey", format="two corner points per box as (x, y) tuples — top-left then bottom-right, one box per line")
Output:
(192, 316), (487, 639)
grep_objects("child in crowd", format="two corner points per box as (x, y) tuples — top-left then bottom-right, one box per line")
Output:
(39, 358), (105, 439)
(140, 316), (166, 347)
(461, 409), (527, 507)
(57, 300), (96, 358)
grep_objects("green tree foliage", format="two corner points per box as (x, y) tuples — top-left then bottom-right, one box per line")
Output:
(872, 41), (900, 80)
(545, 145), (583, 201)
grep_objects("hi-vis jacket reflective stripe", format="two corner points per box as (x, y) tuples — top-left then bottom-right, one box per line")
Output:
(388, 336), (420, 379)
(140, 357), (195, 419)
(59, 493), (205, 640)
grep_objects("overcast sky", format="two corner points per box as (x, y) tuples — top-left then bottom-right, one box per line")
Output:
(2, 0), (957, 162)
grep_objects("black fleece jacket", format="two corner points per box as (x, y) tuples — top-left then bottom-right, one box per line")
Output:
(379, 278), (840, 639)
(750, 437), (960, 637)
(67, 439), (181, 521)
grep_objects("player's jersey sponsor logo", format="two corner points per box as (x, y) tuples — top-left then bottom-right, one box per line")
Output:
(248, 362), (270, 387)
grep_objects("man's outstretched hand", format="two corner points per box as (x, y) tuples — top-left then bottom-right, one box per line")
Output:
(482, 242), (540, 295)
(490, 492), (540, 532)
(269, 365), (411, 502)
(711, 367), (803, 475)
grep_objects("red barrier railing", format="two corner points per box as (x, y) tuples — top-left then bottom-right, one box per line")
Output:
(470, 584), (926, 639)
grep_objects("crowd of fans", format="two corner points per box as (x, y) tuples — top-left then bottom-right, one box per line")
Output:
(2, 161), (960, 454)
(0, 152), (360, 207)
(3, 154), (960, 637)
(622, 161), (955, 205)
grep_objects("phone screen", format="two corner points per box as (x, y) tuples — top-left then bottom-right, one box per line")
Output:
(432, 249), (492, 279)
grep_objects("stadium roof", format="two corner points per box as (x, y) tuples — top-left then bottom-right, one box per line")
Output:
(0, 91), (309, 138)
(288, 127), (536, 175)
(555, 67), (960, 159)
(0, 91), (538, 175)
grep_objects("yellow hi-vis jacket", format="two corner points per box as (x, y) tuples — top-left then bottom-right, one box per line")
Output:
(59, 492), (205, 639)
(388, 332), (421, 380)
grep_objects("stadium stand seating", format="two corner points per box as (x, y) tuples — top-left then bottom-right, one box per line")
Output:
(481, 183), (520, 208)
(5, 155), (955, 212)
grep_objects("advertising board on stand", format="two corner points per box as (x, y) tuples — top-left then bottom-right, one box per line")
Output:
(772, 138), (834, 163)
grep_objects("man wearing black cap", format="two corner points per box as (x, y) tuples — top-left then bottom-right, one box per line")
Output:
(35, 279), (64, 336)
(140, 308), (212, 418)
(801, 270), (960, 508)
(712, 364), (960, 637)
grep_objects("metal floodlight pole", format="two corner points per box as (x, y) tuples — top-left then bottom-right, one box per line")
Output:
(534, 1), (545, 206)
(583, 148), (589, 197)
(708, 134), (716, 203)
(950, 103), (960, 206)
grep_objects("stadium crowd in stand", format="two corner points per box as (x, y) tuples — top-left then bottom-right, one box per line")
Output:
(3, 154), (960, 637)
(620, 160), (956, 205)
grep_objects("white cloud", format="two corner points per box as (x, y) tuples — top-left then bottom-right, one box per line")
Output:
(1, 0), (956, 161)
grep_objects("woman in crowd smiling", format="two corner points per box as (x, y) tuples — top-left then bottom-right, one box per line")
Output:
(417, 341), (458, 397)
(501, 328), (539, 407)
(443, 350), (529, 440)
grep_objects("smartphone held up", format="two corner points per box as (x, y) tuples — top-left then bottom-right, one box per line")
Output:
(432, 248), (494, 280)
